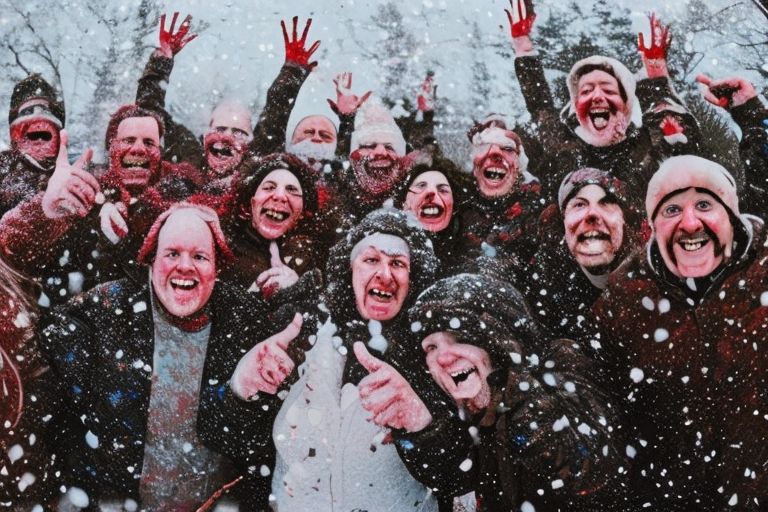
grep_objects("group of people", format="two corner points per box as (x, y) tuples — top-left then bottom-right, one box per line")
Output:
(1, 2), (767, 511)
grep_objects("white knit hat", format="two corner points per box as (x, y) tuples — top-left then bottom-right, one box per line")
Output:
(350, 96), (406, 156)
(645, 155), (739, 220)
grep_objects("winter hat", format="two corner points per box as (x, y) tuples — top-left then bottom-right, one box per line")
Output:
(408, 273), (542, 370)
(104, 104), (165, 151)
(8, 74), (65, 128)
(466, 113), (530, 175)
(562, 56), (643, 128)
(233, 152), (319, 217)
(350, 96), (407, 157)
(324, 207), (438, 324)
(137, 202), (233, 265)
(645, 155), (739, 221)
(557, 167), (627, 211)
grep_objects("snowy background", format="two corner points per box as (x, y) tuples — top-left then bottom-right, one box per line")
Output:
(0, 0), (765, 163)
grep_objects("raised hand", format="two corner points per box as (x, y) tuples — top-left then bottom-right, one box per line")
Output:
(158, 12), (197, 58)
(505, 0), (536, 38)
(696, 74), (758, 109)
(99, 201), (128, 245)
(638, 12), (671, 78)
(42, 130), (100, 219)
(282, 16), (320, 69)
(354, 342), (432, 432)
(230, 313), (303, 398)
(417, 73), (437, 112)
(255, 242), (300, 299)
(327, 72), (372, 116)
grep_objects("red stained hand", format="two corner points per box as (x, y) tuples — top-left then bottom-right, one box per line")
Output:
(282, 16), (320, 69)
(255, 242), (299, 299)
(159, 12), (197, 57)
(638, 12), (671, 60)
(505, 0), (536, 38)
(42, 130), (100, 219)
(354, 342), (432, 432)
(230, 313), (304, 398)
(660, 116), (684, 136)
(696, 74), (758, 109)
(417, 74), (437, 112)
(327, 72), (373, 116)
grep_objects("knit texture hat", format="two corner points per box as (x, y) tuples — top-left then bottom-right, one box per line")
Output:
(9, 74), (65, 128)
(350, 96), (407, 156)
(408, 273), (542, 370)
(558, 168), (627, 211)
(562, 56), (642, 128)
(467, 113), (530, 175)
(645, 155), (739, 221)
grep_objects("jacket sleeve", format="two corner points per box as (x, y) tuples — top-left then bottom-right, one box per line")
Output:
(514, 55), (564, 151)
(136, 51), (204, 167)
(250, 63), (311, 156)
(731, 97), (768, 214)
(336, 111), (356, 158)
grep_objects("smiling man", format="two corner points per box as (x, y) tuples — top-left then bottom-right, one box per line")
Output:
(592, 154), (768, 509)
(42, 204), (268, 508)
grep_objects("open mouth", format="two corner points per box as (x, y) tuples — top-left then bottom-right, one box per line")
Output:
(588, 108), (612, 130)
(170, 277), (198, 291)
(368, 287), (394, 301)
(578, 230), (610, 242)
(678, 235), (709, 252)
(483, 167), (507, 181)
(122, 157), (150, 170)
(209, 142), (234, 158)
(262, 208), (289, 222)
(451, 367), (477, 385)
(420, 202), (444, 219)
(26, 130), (53, 142)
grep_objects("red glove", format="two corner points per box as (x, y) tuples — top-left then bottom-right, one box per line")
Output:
(660, 116), (684, 137)
(281, 16), (320, 70)
(505, 0), (536, 38)
(417, 73), (437, 112)
(638, 12), (671, 60)
(159, 12), (197, 57)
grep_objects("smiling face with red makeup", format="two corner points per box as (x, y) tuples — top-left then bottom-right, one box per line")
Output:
(250, 169), (304, 240)
(352, 243), (410, 322)
(109, 116), (162, 194)
(574, 69), (630, 147)
(404, 171), (454, 232)
(9, 99), (61, 166)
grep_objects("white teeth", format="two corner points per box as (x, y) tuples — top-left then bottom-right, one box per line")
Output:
(681, 240), (706, 251)
(484, 167), (507, 180)
(422, 206), (440, 216)
(264, 209), (289, 221)
(583, 231), (603, 239)
(171, 278), (197, 289)
(370, 288), (393, 299)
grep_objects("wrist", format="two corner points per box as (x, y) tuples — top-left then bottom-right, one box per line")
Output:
(512, 36), (535, 57)
(644, 59), (669, 79)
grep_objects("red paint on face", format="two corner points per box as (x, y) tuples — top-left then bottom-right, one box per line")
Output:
(109, 117), (162, 193)
(563, 184), (625, 272)
(654, 188), (734, 278)
(350, 143), (403, 196)
(151, 210), (217, 318)
(250, 169), (304, 240)
(471, 143), (520, 198)
(403, 171), (454, 232)
(575, 70), (629, 146)
(204, 102), (252, 175)
(352, 245), (410, 321)
(291, 116), (337, 145)
(421, 331), (492, 412)
(10, 118), (60, 165)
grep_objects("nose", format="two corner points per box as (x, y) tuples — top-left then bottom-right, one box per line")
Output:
(679, 204), (702, 232)
(129, 140), (146, 153)
(178, 252), (194, 271)
(423, 190), (436, 201)
(272, 185), (288, 201)
(436, 350), (455, 366)
(375, 262), (393, 281)
(310, 132), (323, 143)
(372, 144), (389, 157)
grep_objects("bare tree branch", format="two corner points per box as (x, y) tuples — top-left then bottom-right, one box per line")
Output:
(7, 44), (32, 75)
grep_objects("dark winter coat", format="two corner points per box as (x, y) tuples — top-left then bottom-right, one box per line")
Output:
(592, 216), (768, 511)
(0, 148), (53, 219)
(40, 276), (270, 505)
(515, 56), (705, 215)
(400, 273), (626, 511)
(730, 97), (768, 216)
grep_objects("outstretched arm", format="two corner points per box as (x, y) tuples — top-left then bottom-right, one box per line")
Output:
(638, 12), (671, 79)
(328, 72), (372, 157)
(250, 17), (320, 155)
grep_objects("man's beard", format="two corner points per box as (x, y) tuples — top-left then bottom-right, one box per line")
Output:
(352, 157), (402, 198)
(286, 139), (337, 163)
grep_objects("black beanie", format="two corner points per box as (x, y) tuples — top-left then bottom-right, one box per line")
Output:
(9, 74), (65, 128)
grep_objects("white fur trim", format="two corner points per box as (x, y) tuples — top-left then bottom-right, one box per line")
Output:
(350, 97), (406, 156)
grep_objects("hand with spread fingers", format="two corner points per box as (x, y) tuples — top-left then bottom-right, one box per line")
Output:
(99, 201), (129, 245)
(158, 12), (197, 58)
(282, 16), (320, 70)
(255, 242), (299, 299)
(42, 130), (100, 219)
(505, 0), (536, 56)
(230, 313), (304, 399)
(327, 72), (373, 116)
(638, 12), (671, 78)
(696, 74), (758, 109)
(354, 342), (432, 432)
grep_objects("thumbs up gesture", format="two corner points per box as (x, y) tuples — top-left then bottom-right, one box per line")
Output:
(230, 313), (304, 399)
(354, 342), (432, 432)
(255, 242), (300, 299)
(41, 130), (101, 219)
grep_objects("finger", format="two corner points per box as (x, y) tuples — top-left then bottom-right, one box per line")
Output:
(160, 13), (167, 32)
(695, 74), (712, 86)
(281, 20), (289, 47)
(519, 0), (526, 20)
(361, 384), (398, 413)
(59, 192), (88, 217)
(373, 405), (403, 428)
(359, 368), (393, 394)
(307, 40), (320, 57)
(56, 129), (70, 167)
(71, 167), (100, 192)
(255, 267), (280, 287)
(68, 177), (96, 205)
(180, 14), (192, 30)
(111, 214), (129, 239)
(505, 9), (513, 28)
(181, 34), (198, 48)
(353, 342), (383, 373)
(292, 15), (298, 42)
(637, 33), (645, 51)
(345, 72), (352, 89)
(301, 18), (312, 44)
(358, 90), (373, 107)
(73, 147), (93, 171)
(273, 313), (303, 351)
(269, 241), (283, 268)
(169, 12), (179, 34)
(327, 99), (339, 114)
